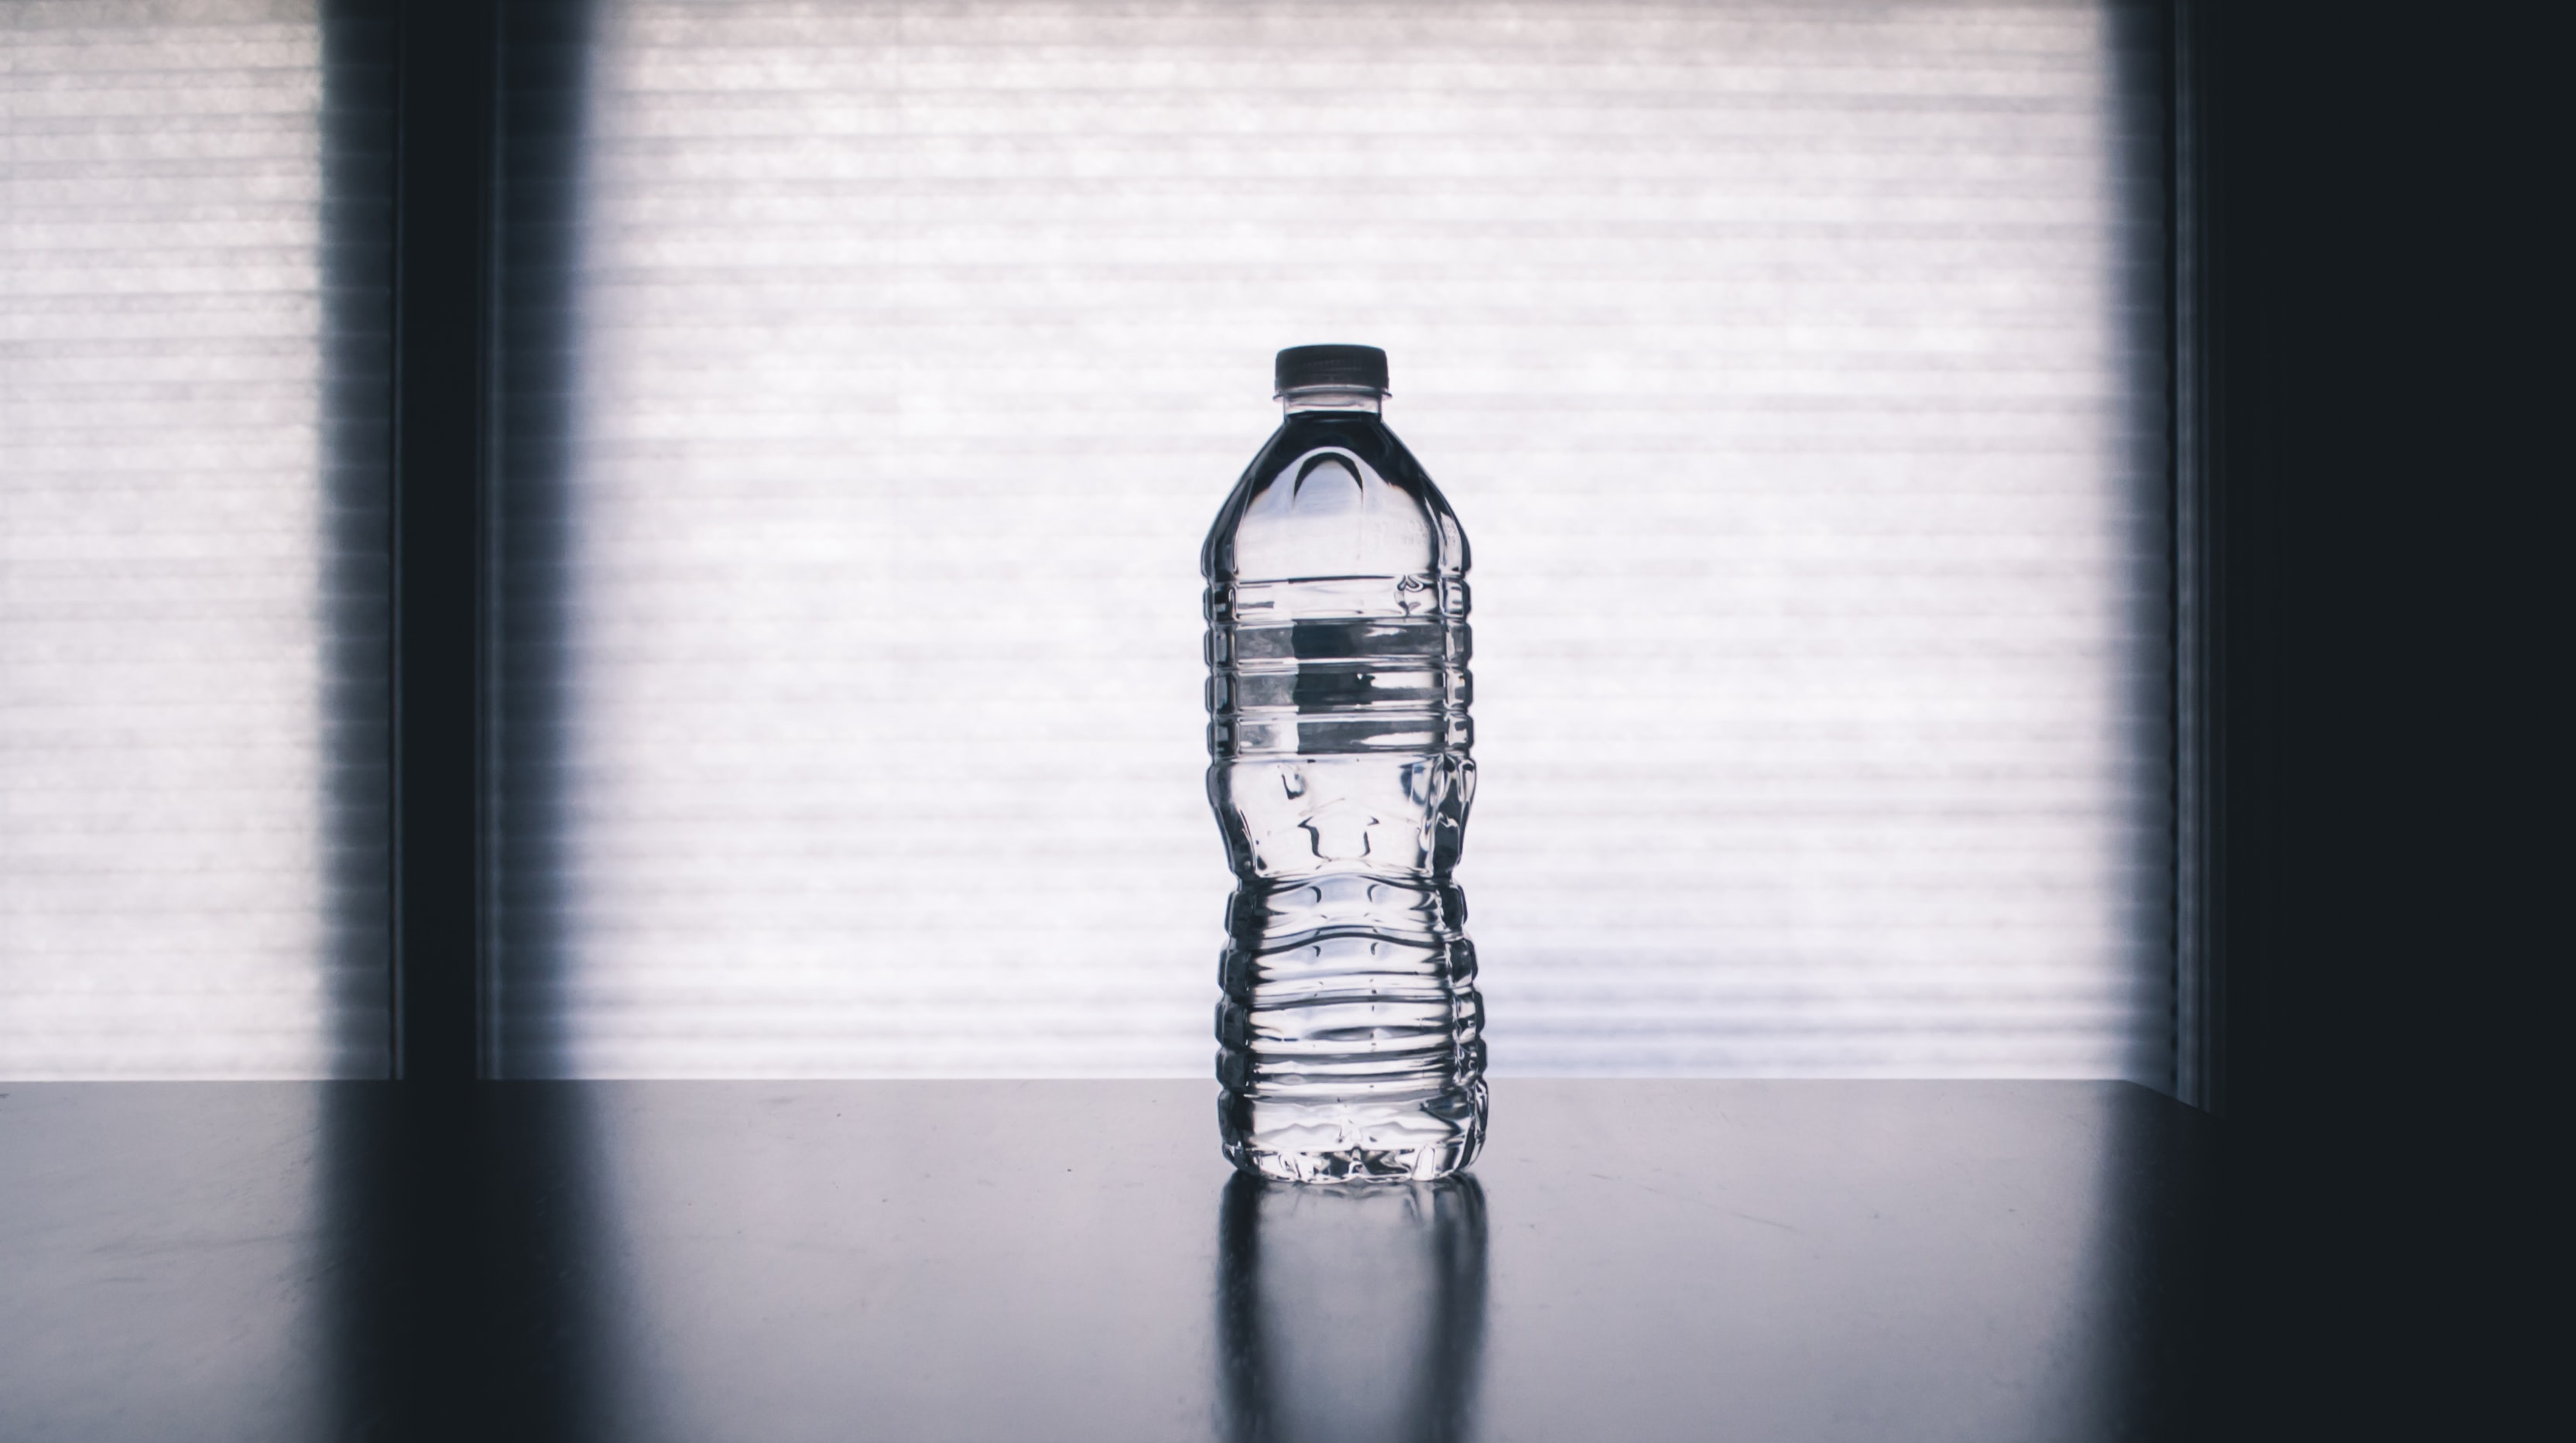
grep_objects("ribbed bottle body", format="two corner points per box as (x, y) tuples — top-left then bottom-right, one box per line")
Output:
(1204, 407), (1485, 1182)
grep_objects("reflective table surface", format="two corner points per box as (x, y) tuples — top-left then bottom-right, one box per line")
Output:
(0, 1081), (2215, 1441)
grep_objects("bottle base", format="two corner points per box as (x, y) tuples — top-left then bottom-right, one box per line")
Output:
(1224, 1135), (1480, 1184)
(1218, 1085), (1486, 1183)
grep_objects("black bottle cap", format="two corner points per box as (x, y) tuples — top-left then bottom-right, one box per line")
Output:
(1275, 344), (1389, 394)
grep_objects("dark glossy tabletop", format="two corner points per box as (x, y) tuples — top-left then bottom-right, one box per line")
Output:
(0, 1081), (2215, 1442)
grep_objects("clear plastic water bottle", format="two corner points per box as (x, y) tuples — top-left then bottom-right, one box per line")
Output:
(1205, 344), (1485, 1182)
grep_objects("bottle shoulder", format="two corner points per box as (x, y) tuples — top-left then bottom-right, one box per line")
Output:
(1203, 415), (1469, 584)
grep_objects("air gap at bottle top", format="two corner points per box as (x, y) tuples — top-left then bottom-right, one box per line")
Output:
(1204, 344), (1487, 1183)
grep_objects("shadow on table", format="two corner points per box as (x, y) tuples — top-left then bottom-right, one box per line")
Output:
(1218, 1173), (1488, 1443)
(2074, 1081), (2221, 1442)
(317, 1082), (626, 1443)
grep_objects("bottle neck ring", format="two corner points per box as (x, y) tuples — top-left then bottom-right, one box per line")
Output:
(1279, 385), (1383, 416)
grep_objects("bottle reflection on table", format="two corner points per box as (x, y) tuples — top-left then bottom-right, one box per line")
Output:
(1218, 1173), (1488, 1443)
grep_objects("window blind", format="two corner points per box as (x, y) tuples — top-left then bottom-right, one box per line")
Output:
(0, 0), (391, 1077)
(492, 0), (2173, 1081)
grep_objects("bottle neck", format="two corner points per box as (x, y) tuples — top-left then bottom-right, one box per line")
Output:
(1279, 386), (1383, 416)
